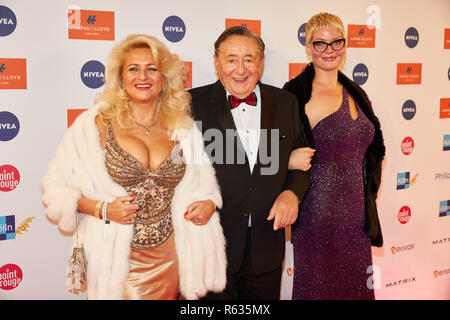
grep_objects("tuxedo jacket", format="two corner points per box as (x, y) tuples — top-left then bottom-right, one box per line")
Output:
(190, 80), (311, 275)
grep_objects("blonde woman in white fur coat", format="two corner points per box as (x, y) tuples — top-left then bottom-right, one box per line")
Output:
(41, 34), (227, 300)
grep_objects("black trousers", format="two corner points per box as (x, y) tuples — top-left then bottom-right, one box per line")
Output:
(204, 228), (283, 300)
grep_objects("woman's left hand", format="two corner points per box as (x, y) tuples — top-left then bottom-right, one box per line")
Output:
(184, 200), (216, 226)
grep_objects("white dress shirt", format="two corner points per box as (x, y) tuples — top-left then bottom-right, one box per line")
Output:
(226, 84), (261, 226)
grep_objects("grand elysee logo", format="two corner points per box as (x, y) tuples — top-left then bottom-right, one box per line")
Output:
(288, 63), (308, 81)
(347, 25), (376, 48)
(440, 98), (450, 118)
(397, 63), (422, 85)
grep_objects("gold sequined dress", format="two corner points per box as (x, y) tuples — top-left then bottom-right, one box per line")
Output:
(104, 121), (185, 300)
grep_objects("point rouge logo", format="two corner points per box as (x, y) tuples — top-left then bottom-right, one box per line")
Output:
(289, 63), (307, 80)
(0, 264), (23, 290)
(0, 164), (20, 192)
(225, 18), (261, 36)
(401, 137), (414, 155)
(0, 5), (17, 37)
(398, 206), (411, 224)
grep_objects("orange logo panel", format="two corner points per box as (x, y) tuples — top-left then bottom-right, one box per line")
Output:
(68, 9), (115, 40)
(67, 109), (88, 128)
(396, 63), (422, 85)
(347, 25), (376, 48)
(289, 63), (307, 81)
(225, 19), (261, 36)
(445, 28), (450, 49)
(440, 98), (450, 119)
(183, 61), (192, 89)
(0, 58), (27, 89)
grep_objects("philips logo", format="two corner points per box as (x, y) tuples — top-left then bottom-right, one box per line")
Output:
(0, 6), (17, 37)
(0, 215), (15, 241)
(404, 27), (419, 48)
(402, 100), (416, 120)
(443, 134), (450, 151)
(0, 111), (20, 141)
(435, 172), (450, 180)
(162, 16), (186, 43)
(352, 63), (369, 85)
(439, 200), (450, 217)
(297, 23), (307, 46)
(80, 60), (105, 89)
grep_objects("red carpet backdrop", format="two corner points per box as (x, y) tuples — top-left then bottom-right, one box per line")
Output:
(0, 0), (449, 299)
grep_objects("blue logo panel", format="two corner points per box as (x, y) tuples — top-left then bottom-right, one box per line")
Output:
(397, 172), (410, 190)
(405, 27), (419, 48)
(297, 23), (306, 46)
(439, 200), (450, 217)
(402, 100), (416, 120)
(443, 135), (450, 151)
(80, 60), (105, 89)
(0, 111), (20, 141)
(0, 215), (15, 241)
(353, 63), (369, 85)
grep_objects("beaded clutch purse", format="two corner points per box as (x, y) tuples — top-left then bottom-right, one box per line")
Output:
(66, 215), (87, 291)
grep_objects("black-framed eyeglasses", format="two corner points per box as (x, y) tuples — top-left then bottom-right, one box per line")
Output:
(311, 38), (346, 53)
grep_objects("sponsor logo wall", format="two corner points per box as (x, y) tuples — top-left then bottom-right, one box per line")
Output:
(1, 0), (449, 300)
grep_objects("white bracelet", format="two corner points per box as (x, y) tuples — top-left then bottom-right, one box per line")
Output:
(102, 201), (110, 224)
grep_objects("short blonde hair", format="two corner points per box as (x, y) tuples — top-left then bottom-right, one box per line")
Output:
(95, 34), (192, 131)
(305, 12), (346, 44)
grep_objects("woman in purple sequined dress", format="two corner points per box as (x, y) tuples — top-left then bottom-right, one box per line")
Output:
(283, 13), (385, 299)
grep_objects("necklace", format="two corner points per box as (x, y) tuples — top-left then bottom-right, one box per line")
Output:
(133, 116), (159, 135)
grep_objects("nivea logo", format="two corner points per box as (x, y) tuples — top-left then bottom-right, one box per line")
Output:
(404, 27), (419, 48)
(0, 111), (20, 141)
(402, 100), (416, 120)
(80, 60), (105, 89)
(0, 6), (17, 37)
(353, 63), (369, 85)
(162, 16), (186, 43)
(297, 23), (306, 46)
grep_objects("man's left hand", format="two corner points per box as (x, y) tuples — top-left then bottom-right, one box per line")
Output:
(267, 190), (299, 231)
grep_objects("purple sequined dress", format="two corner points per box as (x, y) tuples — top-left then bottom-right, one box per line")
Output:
(292, 87), (375, 300)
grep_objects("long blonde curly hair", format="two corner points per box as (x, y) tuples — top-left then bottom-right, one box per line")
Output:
(95, 34), (192, 131)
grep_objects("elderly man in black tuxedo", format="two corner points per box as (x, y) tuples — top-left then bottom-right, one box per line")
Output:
(189, 26), (310, 300)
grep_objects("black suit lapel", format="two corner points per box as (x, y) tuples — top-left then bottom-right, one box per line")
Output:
(253, 83), (274, 178)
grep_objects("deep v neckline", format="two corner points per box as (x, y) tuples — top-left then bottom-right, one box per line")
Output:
(107, 122), (175, 174)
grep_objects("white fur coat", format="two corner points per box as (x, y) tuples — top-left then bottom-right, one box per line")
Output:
(41, 105), (227, 300)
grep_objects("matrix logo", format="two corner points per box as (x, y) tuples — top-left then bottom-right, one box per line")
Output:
(289, 63), (308, 80)
(439, 200), (450, 217)
(401, 136), (414, 155)
(0, 215), (15, 241)
(347, 25), (376, 48)
(80, 60), (104, 89)
(444, 135), (450, 151)
(162, 16), (186, 42)
(0, 111), (20, 141)
(0, 164), (20, 192)
(398, 205), (411, 224)
(297, 23), (306, 46)
(402, 99), (416, 120)
(0, 6), (17, 37)
(0, 264), (23, 290)
(405, 27), (419, 48)
(352, 63), (369, 85)
(225, 18), (261, 36)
